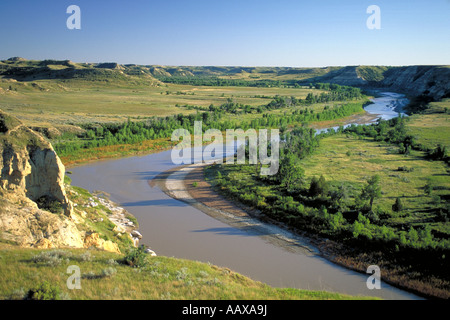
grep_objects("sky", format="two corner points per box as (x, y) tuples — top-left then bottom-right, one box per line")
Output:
(0, 0), (449, 67)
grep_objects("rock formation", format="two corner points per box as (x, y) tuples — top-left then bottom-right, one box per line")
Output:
(0, 110), (122, 253)
(380, 66), (450, 100)
(312, 65), (450, 100)
(0, 110), (73, 217)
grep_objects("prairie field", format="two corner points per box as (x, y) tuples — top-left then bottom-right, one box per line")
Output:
(0, 78), (322, 127)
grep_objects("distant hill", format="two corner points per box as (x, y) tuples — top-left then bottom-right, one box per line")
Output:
(144, 64), (450, 100)
(1, 58), (449, 100)
(0, 58), (160, 85)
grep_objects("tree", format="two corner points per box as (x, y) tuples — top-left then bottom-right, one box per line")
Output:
(330, 183), (349, 210)
(424, 183), (433, 196)
(360, 175), (381, 210)
(309, 175), (329, 197)
(430, 144), (447, 160)
(278, 152), (304, 191)
(392, 197), (404, 212)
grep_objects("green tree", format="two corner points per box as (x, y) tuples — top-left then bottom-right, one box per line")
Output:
(407, 227), (419, 244)
(330, 183), (348, 210)
(309, 175), (329, 197)
(278, 152), (304, 191)
(392, 197), (404, 212)
(424, 183), (433, 196)
(360, 175), (382, 210)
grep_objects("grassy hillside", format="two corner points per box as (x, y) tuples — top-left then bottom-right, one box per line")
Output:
(0, 243), (375, 300)
(1, 171), (372, 300)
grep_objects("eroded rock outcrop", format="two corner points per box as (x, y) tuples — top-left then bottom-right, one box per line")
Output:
(83, 232), (121, 254)
(0, 110), (125, 253)
(380, 66), (450, 100)
(312, 65), (450, 100)
(0, 199), (84, 248)
(0, 110), (73, 217)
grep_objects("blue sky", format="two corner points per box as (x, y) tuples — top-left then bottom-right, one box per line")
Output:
(1, 0), (449, 67)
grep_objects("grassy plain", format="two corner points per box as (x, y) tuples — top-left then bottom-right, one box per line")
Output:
(406, 100), (450, 151)
(0, 79), (323, 127)
(301, 135), (450, 233)
(0, 243), (374, 300)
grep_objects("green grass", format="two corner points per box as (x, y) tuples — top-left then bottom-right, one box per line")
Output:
(407, 102), (450, 151)
(65, 182), (135, 251)
(301, 135), (450, 222)
(0, 244), (375, 300)
(0, 78), (324, 127)
(356, 66), (390, 82)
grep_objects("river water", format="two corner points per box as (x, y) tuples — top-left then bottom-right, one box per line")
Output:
(69, 92), (421, 300)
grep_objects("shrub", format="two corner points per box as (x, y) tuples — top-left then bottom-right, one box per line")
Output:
(329, 212), (346, 232)
(8, 288), (26, 300)
(309, 175), (329, 197)
(432, 195), (441, 206)
(101, 267), (117, 278)
(123, 245), (148, 268)
(25, 281), (69, 300)
(32, 250), (71, 266)
(176, 267), (189, 281)
(82, 271), (98, 280)
(424, 183), (433, 196)
(36, 196), (64, 214)
(392, 197), (404, 212)
(79, 251), (92, 262)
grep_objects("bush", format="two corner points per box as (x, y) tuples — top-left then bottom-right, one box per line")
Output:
(25, 281), (69, 300)
(101, 267), (117, 278)
(424, 183), (433, 196)
(8, 288), (26, 300)
(79, 251), (93, 262)
(392, 197), (404, 212)
(32, 250), (71, 266)
(35, 196), (64, 214)
(309, 175), (329, 197)
(432, 195), (441, 206)
(122, 245), (148, 268)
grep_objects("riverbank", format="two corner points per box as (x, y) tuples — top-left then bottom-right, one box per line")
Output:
(154, 161), (443, 299)
(309, 110), (380, 130)
(150, 163), (319, 257)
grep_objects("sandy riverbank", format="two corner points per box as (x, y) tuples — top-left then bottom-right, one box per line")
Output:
(150, 162), (322, 257)
(309, 111), (380, 130)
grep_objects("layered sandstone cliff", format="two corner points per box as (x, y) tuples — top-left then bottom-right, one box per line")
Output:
(0, 110), (73, 216)
(0, 110), (122, 253)
(311, 65), (450, 100)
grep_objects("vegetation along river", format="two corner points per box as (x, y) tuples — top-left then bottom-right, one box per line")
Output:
(69, 91), (421, 300)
